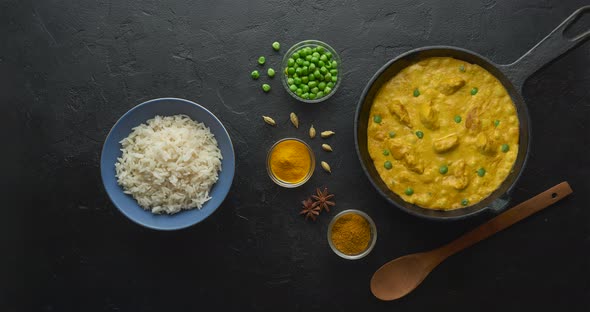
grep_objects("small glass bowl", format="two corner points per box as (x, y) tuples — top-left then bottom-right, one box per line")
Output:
(327, 209), (377, 260)
(281, 40), (342, 103)
(266, 138), (315, 188)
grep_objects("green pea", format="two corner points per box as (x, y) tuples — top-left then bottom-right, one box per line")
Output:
(308, 74), (315, 81)
(501, 144), (509, 153)
(262, 84), (271, 92)
(302, 85), (310, 92)
(305, 47), (313, 55)
(310, 56), (318, 63)
(294, 77), (301, 85)
(331, 60), (338, 68)
(296, 58), (304, 66)
(312, 52), (320, 58)
(308, 81), (318, 88)
(459, 65), (465, 72)
(293, 52), (300, 59)
(301, 67), (308, 76)
(289, 84), (297, 92)
(317, 81), (325, 90)
(384, 160), (393, 170)
(373, 115), (382, 123)
(320, 66), (328, 74)
(383, 149), (390, 156)
(303, 61), (310, 67)
(471, 87), (478, 95)
(389, 131), (395, 138)
(325, 52), (332, 60)
(324, 86), (332, 94)
(330, 69), (338, 76)
(494, 120), (500, 127)
(413, 88), (420, 97)
(301, 93), (309, 99)
(317, 46), (325, 53)
(316, 91), (324, 98)
(309, 63), (316, 71)
(296, 88), (302, 95)
(305, 55), (312, 62)
(251, 70), (260, 80)
(331, 76), (338, 82)
(405, 188), (414, 196)
(287, 78), (294, 85)
(309, 93), (317, 100)
(477, 168), (486, 177)
(318, 60), (325, 67)
(461, 199), (469, 206)
(272, 41), (280, 51)
(454, 115), (462, 123)
(324, 73), (332, 81)
(415, 131), (424, 139)
(267, 68), (275, 78)
(301, 76), (309, 84)
(327, 82), (335, 88)
(258, 56), (266, 65)
(439, 165), (448, 175)
(287, 67), (295, 75)
(288, 58), (295, 66)
(311, 87), (319, 94)
(314, 71), (322, 79)
(320, 54), (328, 62)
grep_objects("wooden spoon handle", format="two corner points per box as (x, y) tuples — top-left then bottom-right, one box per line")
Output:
(435, 182), (573, 261)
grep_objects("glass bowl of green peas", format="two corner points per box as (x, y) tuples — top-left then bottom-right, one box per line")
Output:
(281, 40), (341, 103)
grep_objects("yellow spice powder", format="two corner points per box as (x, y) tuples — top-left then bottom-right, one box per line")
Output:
(269, 140), (311, 183)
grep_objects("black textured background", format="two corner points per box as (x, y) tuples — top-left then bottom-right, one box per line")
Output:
(4, 0), (590, 311)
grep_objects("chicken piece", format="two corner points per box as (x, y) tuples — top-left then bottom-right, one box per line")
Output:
(388, 139), (410, 160)
(404, 153), (424, 174)
(437, 77), (465, 95)
(476, 132), (497, 155)
(433, 133), (459, 153)
(388, 99), (412, 128)
(419, 100), (439, 130)
(443, 159), (469, 190)
(389, 139), (424, 174)
(465, 106), (481, 132)
(373, 130), (386, 142)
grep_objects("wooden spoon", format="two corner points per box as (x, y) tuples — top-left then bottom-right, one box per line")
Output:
(370, 182), (573, 301)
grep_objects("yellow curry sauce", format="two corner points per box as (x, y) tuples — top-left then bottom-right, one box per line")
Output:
(368, 57), (519, 210)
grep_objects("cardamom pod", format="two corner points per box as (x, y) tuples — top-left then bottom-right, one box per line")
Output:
(322, 144), (333, 152)
(290, 112), (299, 128)
(321, 161), (331, 173)
(321, 130), (335, 138)
(309, 125), (316, 139)
(262, 116), (276, 126)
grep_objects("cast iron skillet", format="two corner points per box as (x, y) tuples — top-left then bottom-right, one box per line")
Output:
(355, 6), (590, 221)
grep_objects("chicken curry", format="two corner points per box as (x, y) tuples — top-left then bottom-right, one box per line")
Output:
(367, 57), (519, 210)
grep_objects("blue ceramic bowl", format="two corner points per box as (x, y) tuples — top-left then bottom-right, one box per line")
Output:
(100, 98), (235, 230)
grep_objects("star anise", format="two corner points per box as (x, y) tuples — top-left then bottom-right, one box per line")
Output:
(299, 198), (320, 221)
(312, 187), (335, 212)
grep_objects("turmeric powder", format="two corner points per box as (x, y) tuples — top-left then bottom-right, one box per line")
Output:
(331, 213), (371, 255)
(269, 139), (312, 183)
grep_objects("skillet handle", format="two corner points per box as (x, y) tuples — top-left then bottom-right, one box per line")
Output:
(499, 6), (590, 89)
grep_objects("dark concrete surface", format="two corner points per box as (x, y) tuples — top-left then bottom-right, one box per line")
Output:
(3, 0), (590, 311)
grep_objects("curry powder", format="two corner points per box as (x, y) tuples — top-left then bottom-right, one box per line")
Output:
(269, 139), (311, 183)
(331, 213), (371, 255)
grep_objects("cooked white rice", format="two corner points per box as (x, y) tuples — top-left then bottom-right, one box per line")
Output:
(115, 114), (222, 214)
